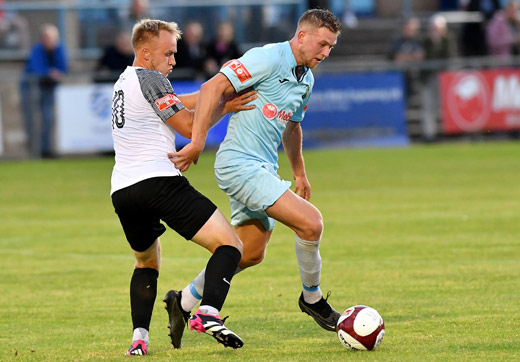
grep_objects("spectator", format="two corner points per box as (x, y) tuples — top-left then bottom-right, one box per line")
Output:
(459, 0), (501, 56)
(118, 0), (150, 31)
(389, 17), (424, 63)
(423, 14), (457, 60)
(20, 23), (67, 158)
(389, 17), (424, 101)
(94, 30), (133, 83)
(204, 22), (241, 78)
(174, 21), (207, 80)
(128, 0), (149, 23)
(421, 14), (457, 141)
(486, 0), (520, 57)
(0, 7), (30, 50)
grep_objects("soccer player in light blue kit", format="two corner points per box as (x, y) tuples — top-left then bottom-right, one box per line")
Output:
(165, 9), (342, 346)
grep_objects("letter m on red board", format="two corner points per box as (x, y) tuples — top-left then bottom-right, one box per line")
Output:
(228, 60), (251, 83)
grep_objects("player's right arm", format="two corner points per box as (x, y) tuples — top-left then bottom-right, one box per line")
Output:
(168, 73), (236, 172)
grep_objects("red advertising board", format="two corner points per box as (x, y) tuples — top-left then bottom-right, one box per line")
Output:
(440, 69), (520, 133)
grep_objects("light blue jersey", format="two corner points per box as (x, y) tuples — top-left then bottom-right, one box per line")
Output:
(215, 41), (314, 169)
(214, 41), (314, 230)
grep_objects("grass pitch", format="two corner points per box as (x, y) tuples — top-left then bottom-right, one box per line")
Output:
(1, 142), (519, 361)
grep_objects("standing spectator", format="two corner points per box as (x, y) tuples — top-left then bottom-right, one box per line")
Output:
(421, 14), (457, 141)
(20, 23), (67, 158)
(486, 0), (520, 57)
(94, 30), (133, 83)
(175, 21), (207, 80)
(204, 22), (241, 78)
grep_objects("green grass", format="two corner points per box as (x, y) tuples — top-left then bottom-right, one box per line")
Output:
(1, 142), (519, 361)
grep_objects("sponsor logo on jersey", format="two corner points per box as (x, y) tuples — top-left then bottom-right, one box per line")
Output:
(262, 103), (292, 124)
(262, 103), (278, 119)
(277, 109), (292, 125)
(227, 60), (252, 83)
(155, 93), (181, 112)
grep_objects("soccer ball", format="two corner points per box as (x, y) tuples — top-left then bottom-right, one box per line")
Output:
(336, 305), (385, 351)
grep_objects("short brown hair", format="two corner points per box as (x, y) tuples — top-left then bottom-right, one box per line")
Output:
(131, 19), (182, 49)
(298, 9), (341, 34)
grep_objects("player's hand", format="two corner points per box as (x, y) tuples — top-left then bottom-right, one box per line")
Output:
(294, 175), (311, 201)
(168, 142), (203, 172)
(222, 88), (257, 114)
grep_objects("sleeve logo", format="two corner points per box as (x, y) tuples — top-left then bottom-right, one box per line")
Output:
(155, 93), (181, 112)
(227, 60), (252, 83)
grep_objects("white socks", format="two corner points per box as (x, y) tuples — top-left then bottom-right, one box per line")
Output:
(132, 327), (149, 346)
(295, 234), (323, 304)
(182, 266), (243, 313)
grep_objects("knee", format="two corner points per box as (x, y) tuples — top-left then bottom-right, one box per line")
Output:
(135, 259), (160, 271)
(238, 250), (265, 269)
(218, 236), (243, 255)
(299, 213), (323, 241)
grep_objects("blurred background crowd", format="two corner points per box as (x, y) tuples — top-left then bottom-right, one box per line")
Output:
(0, 0), (519, 158)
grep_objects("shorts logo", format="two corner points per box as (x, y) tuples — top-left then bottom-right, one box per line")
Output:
(262, 103), (278, 119)
(155, 93), (181, 112)
(227, 60), (252, 83)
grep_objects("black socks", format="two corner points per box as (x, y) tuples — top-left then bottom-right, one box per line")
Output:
(130, 268), (158, 331)
(201, 245), (242, 311)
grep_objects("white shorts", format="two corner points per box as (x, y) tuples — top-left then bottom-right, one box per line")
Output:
(215, 162), (291, 231)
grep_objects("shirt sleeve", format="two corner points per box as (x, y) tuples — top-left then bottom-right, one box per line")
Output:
(136, 68), (185, 122)
(219, 46), (274, 92)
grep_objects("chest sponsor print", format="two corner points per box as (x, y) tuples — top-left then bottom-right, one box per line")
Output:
(262, 103), (292, 125)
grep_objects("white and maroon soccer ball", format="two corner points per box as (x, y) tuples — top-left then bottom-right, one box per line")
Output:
(336, 305), (385, 351)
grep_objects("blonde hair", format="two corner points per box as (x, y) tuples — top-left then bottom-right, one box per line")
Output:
(131, 19), (182, 49)
(297, 9), (341, 35)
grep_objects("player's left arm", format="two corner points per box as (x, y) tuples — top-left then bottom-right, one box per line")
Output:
(282, 120), (311, 201)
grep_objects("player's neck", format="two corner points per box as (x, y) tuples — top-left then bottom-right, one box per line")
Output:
(288, 37), (303, 66)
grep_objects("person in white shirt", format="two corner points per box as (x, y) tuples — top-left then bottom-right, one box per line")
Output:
(110, 19), (256, 355)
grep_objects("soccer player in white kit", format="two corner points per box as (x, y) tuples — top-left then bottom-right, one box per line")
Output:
(110, 19), (256, 355)
(167, 9), (342, 346)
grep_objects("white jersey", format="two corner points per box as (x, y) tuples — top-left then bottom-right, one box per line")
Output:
(110, 66), (185, 195)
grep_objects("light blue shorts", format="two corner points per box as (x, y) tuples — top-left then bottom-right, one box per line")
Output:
(215, 162), (291, 231)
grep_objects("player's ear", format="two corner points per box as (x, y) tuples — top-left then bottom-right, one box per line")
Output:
(141, 47), (151, 61)
(297, 29), (307, 43)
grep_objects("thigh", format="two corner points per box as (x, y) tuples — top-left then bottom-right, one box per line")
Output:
(190, 208), (242, 254)
(266, 189), (322, 237)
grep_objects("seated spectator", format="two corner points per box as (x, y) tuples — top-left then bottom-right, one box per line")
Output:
(486, 0), (520, 57)
(20, 23), (68, 158)
(174, 21), (207, 80)
(204, 22), (241, 78)
(389, 17), (424, 63)
(94, 30), (133, 83)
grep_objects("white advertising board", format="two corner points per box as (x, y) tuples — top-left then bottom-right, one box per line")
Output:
(55, 84), (114, 154)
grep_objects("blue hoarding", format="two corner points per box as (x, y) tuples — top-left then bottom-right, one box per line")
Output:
(302, 72), (409, 148)
(173, 71), (409, 150)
